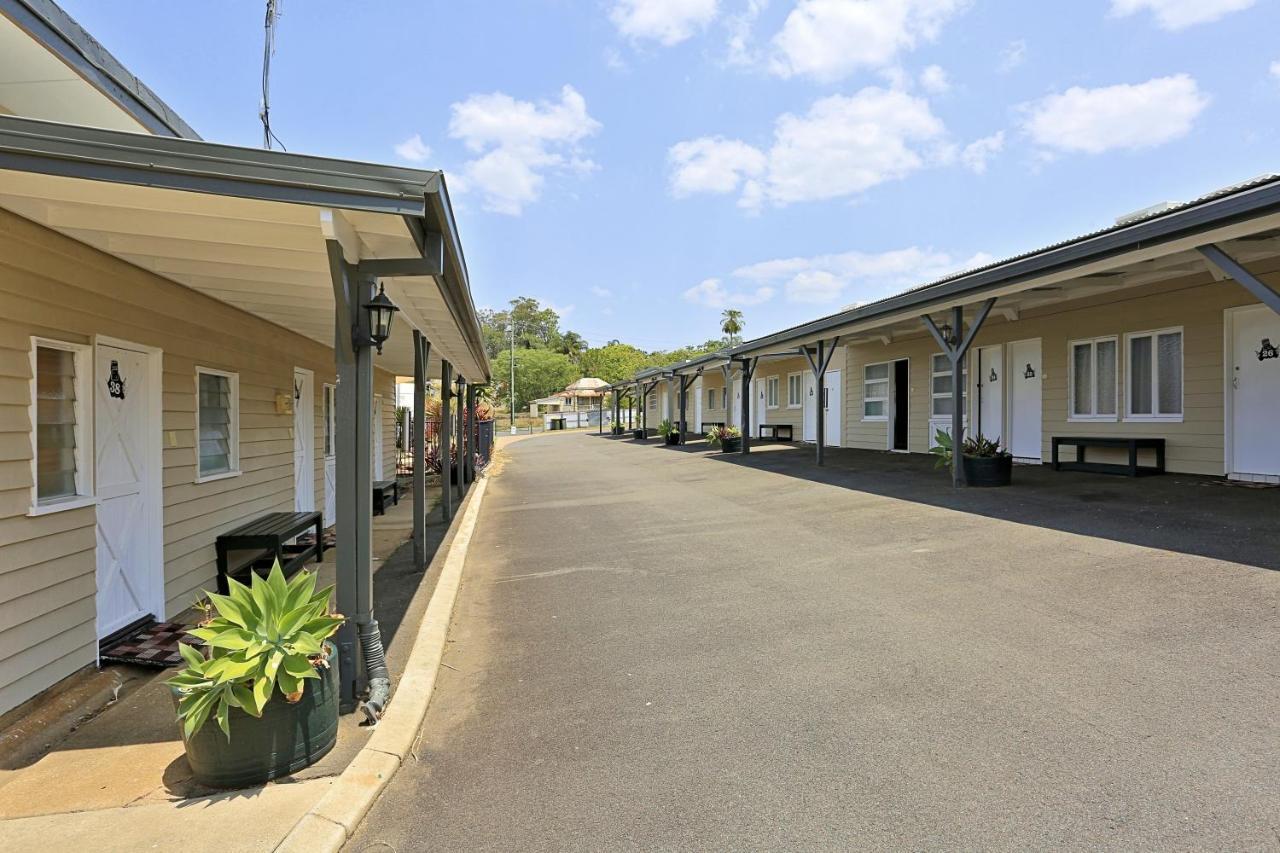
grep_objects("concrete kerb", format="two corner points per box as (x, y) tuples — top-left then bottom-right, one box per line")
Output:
(274, 473), (490, 853)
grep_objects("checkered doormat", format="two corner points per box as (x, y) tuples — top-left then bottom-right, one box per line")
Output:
(99, 620), (199, 668)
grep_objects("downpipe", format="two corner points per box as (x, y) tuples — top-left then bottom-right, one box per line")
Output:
(358, 617), (391, 724)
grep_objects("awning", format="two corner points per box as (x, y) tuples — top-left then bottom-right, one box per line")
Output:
(0, 114), (490, 381)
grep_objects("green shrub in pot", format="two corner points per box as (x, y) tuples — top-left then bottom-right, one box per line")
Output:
(168, 563), (344, 787)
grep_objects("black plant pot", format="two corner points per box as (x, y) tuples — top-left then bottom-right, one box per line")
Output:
(962, 454), (1012, 487)
(664, 433), (680, 445)
(721, 437), (741, 453)
(632, 429), (646, 440)
(174, 641), (339, 789)
(611, 426), (624, 436)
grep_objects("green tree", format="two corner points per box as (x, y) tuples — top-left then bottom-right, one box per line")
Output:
(493, 348), (578, 413)
(720, 309), (744, 346)
(559, 331), (587, 363)
(478, 297), (566, 359)
(579, 342), (649, 384)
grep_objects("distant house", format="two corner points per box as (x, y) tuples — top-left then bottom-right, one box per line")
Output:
(531, 378), (612, 428)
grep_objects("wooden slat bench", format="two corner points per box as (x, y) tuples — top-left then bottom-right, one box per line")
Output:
(1051, 436), (1166, 477)
(373, 479), (399, 516)
(215, 511), (323, 595)
(759, 424), (794, 441)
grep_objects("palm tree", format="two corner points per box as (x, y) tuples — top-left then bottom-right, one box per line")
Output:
(720, 309), (744, 346)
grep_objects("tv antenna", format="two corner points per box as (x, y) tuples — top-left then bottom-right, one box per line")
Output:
(260, 0), (286, 150)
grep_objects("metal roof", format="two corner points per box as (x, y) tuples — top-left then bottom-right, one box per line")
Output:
(1, 0), (198, 138)
(726, 173), (1280, 357)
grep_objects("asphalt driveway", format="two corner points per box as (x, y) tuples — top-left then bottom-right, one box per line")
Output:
(347, 432), (1280, 851)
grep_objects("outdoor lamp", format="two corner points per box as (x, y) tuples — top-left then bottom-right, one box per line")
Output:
(938, 322), (955, 347)
(363, 283), (399, 354)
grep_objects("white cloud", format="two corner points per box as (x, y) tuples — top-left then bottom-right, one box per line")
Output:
(448, 85), (601, 215)
(725, 0), (769, 66)
(538, 297), (575, 318)
(590, 285), (614, 298)
(671, 88), (949, 209)
(768, 0), (969, 82)
(919, 64), (950, 94)
(611, 0), (719, 46)
(1270, 60), (1280, 82)
(668, 137), (767, 197)
(1110, 0), (1255, 30)
(998, 39), (1026, 72)
(731, 247), (993, 305)
(681, 278), (776, 308)
(394, 134), (432, 164)
(1022, 74), (1208, 155)
(960, 131), (1004, 174)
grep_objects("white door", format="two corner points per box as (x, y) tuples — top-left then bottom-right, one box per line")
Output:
(824, 370), (842, 447)
(94, 341), (161, 638)
(372, 395), (384, 481)
(694, 378), (703, 432)
(1007, 339), (1043, 461)
(293, 369), (314, 513)
(729, 379), (741, 428)
(755, 379), (768, 436)
(802, 373), (817, 442)
(971, 345), (1004, 445)
(659, 383), (670, 422)
(322, 384), (336, 526)
(1230, 305), (1280, 477)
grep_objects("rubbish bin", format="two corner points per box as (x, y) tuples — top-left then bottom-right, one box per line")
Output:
(550, 417), (565, 431)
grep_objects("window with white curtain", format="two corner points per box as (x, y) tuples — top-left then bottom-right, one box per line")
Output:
(931, 353), (966, 417)
(766, 376), (780, 409)
(863, 362), (890, 420)
(1068, 337), (1118, 420)
(196, 368), (239, 480)
(31, 339), (90, 509)
(708, 387), (719, 409)
(323, 384), (336, 458)
(1126, 328), (1182, 419)
(787, 373), (803, 408)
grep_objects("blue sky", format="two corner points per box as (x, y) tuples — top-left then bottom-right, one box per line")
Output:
(61, 0), (1280, 350)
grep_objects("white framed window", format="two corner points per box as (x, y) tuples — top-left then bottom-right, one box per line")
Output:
(28, 338), (93, 514)
(648, 393), (656, 412)
(1068, 336), (1118, 421)
(787, 373), (803, 408)
(323, 384), (336, 458)
(931, 353), (966, 417)
(196, 367), (240, 482)
(1126, 327), (1183, 420)
(765, 376), (780, 409)
(863, 362), (890, 421)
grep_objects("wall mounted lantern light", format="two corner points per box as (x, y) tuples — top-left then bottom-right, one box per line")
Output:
(362, 283), (399, 354)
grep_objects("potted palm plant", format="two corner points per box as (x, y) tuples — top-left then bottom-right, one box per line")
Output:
(706, 424), (742, 453)
(657, 419), (680, 445)
(168, 563), (344, 789)
(609, 419), (624, 436)
(930, 429), (1013, 486)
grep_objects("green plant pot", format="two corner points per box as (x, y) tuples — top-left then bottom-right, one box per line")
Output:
(962, 454), (1012, 487)
(721, 437), (741, 453)
(173, 641), (339, 789)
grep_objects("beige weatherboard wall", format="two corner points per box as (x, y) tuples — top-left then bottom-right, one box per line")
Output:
(839, 267), (1275, 476)
(0, 208), (398, 715)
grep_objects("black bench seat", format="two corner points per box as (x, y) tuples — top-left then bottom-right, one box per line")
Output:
(1051, 436), (1165, 477)
(373, 479), (399, 516)
(759, 424), (794, 441)
(215, 511), (323, 595)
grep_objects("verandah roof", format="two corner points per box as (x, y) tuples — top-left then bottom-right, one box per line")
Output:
(0, 114), (490, 381)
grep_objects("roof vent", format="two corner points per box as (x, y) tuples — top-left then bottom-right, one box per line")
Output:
(1115, 201), (1182, 226)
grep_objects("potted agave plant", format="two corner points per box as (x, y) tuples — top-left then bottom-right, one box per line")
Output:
(930, 429), (1013, 487)
(609, 419), (625, 436)
(706, 424), (742, 453)
(657, 419), (680, 445)
(168, 563), (344, 789)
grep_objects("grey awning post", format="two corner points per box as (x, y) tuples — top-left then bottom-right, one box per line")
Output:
(1198, 244), (1280, 315)
(923, 298), (996, 487)
(455, 376), (467, 497)
(412, 331), (430, 569)
(736, 357), (758, 453)
(326, 240), (375, 710)
(677, 372), (699, 444)
(801, 337), (841, 466)
(465, 383), (476, 483)
(440, 361), (453, 521)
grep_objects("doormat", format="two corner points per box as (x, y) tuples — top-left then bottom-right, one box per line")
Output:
(99, 619), (199, 668)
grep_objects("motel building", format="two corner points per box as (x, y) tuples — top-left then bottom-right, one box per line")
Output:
(0, 1), (489, 719)
(609, 177), (1280, 487)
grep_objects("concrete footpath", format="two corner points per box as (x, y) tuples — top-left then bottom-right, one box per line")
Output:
(344, 431), (1280, 851)
(0, 474), (488, 853)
